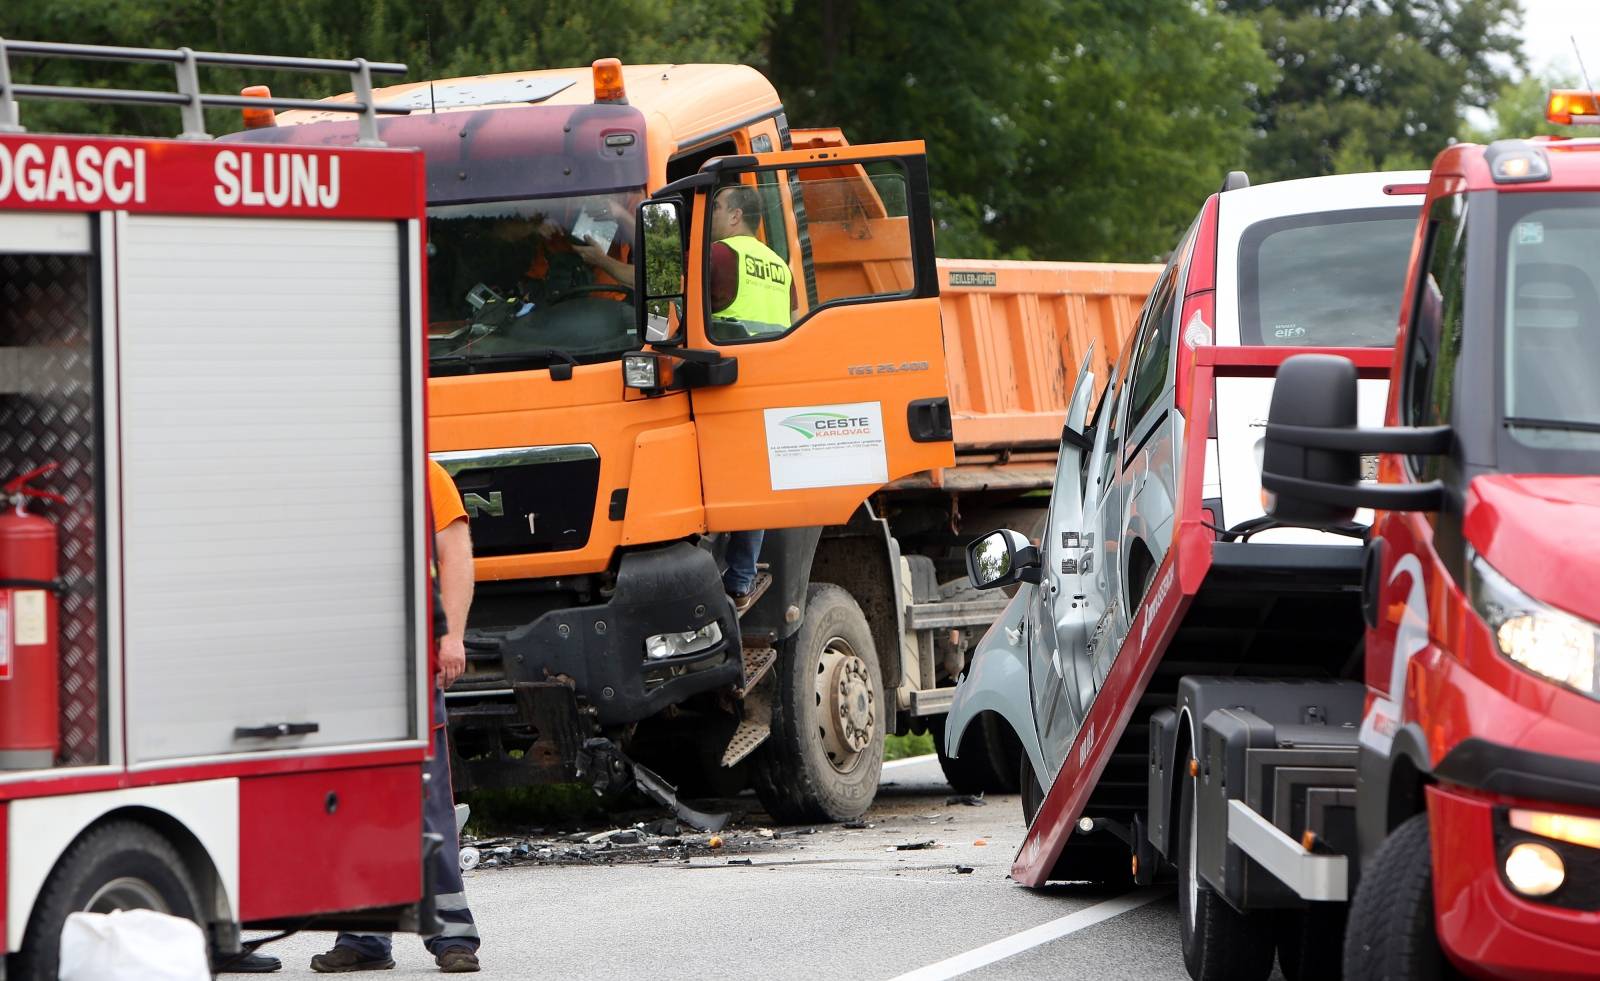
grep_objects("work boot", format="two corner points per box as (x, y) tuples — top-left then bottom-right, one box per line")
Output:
(729, 589), (757, 615)
(310, 945), (396, 973)
(216, 950), (282, 973)
(435, 947), (481, 973)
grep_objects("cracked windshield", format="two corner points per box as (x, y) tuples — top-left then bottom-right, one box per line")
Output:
(427, 192), (643, 369)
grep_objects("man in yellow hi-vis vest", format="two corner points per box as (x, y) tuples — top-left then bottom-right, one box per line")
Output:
(708, 185), (793, 337)
(707, 184), (793, 611)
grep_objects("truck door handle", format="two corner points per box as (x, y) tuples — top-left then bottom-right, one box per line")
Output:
(907, 397), (953, 442)
(233, 722), (320, 740)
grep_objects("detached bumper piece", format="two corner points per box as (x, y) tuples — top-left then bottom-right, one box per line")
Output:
(578, 737), (729, 833)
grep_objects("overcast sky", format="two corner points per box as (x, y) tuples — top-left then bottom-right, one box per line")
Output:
(1520, 0), (1597, 80)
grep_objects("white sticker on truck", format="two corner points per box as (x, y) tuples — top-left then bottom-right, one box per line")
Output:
(764, 401), (888, 491)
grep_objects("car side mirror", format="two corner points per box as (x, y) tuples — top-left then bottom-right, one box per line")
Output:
(966, 529), (1043, 590)
(635, 198), (687, 344)
(1262, 354), (1451, 525)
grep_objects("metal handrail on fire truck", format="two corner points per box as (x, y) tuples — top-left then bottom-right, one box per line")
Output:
(0, 37), (408, 144)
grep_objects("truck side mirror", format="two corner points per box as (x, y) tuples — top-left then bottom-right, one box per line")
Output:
(635, 198), (687, 344)
(1262, 354), (1361, 527)
(1261, 354), (1451, 524)
(966, 529), (1043, 590)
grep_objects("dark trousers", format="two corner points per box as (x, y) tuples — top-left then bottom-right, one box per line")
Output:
(337, 689), (479, 958)
(723, 529), (764, 594)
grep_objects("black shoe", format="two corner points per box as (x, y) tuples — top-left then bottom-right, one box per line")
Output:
(310, 945), (396, 973)
(435, 947), (481, 973)
(216, 950), (282, 973)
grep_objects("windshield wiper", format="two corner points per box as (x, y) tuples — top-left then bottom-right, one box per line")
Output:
(1504, 416), (1600, 435)
(430, 347), (578, 380)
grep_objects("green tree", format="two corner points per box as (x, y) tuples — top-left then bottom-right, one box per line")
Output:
(766, 0), (1273, 261)
(1463, 71), (1577, 143)
(1218, 0), (1525, 180)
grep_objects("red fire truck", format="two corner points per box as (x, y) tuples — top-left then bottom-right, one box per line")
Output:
(0, 40), (436, 977)
(1006, 101), (1600, 979)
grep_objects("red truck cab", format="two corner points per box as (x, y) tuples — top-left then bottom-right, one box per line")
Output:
(1262, 107), (1600, 978)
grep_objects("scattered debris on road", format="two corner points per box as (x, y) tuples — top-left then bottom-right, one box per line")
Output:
(893, 839), (938, 851)
(945, 793), (987, 807)
(952, 865), (975, 874)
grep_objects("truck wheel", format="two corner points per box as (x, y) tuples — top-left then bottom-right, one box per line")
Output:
(754, 584), (884, 824)
(15, 820), (202, 980)
(933, 713), (1022, 795)
(1277, 904), (1347, 981)
(1342, 812), (1460, 980)
(1176, 772), (1275, 981)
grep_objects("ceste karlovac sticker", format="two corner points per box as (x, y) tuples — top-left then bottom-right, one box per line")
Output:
(764, 401), (888, 491)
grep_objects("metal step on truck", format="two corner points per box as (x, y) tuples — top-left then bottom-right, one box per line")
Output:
(0, 39), (444, 978)
(225, 61), (1155, 824)
(950, 102), (1600, 980)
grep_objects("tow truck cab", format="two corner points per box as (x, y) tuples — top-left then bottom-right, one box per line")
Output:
(1262, 125), (1600, 976)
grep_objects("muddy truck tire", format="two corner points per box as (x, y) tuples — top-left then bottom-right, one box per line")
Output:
(754, 583), (884, 824)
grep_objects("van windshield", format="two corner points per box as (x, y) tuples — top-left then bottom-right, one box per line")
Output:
(1500, 196), (1600, 457)
(1238, 207), (1418, 346)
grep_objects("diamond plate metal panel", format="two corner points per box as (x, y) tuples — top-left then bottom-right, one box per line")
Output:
(0, 252), (100, 766)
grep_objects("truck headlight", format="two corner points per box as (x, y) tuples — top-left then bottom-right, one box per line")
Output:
(1469, 552), (1598, 698)
(645, 621), (723, 660)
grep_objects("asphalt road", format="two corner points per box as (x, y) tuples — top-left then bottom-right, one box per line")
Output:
(250, 757), (1273, 980)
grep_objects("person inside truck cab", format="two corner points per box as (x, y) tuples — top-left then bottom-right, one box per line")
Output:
(709, 184), (795, 337)
(706, 184), (794, 612)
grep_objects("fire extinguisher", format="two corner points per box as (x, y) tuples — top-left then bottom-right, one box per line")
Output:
(0, 462), (65, 770)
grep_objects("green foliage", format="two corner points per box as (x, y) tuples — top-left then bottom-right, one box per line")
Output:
(1219, 0), (1525, 180)
(1463, 71), (1578, 144)
(0, 0), (1528, 261)
(884, 731), (933, 761)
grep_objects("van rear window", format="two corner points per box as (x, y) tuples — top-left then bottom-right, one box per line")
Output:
(1238, 207), (1417, 346)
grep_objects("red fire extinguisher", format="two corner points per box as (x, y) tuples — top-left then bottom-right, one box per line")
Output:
(0, 462), (65, 770)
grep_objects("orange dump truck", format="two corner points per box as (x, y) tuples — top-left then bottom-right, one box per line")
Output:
(234, 61), (1154, 821)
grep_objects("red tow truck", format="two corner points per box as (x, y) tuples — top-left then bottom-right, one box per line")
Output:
(0, 40), (439, 976)
(1011, 100), (1600, 979)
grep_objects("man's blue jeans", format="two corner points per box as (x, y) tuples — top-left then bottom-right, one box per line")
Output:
(723, 530), (764, 595)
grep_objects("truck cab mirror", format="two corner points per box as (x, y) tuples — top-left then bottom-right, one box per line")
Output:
(1261, 354), (1361, 527)
(1262, 354), (1451, 524)
(966, 529), (1043, 590)
(635, 199), (687, 344)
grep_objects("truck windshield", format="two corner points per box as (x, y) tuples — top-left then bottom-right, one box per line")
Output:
(426, 192), (641, 369)
(1239, 207), (1418, 346)
(1500, 194), (1600, 460)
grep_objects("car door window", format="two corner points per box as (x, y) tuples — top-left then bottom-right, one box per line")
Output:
(1123, 264), (1178, 467)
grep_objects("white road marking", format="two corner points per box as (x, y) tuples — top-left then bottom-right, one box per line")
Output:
(885, 887), (1170, 981)
(883, 753), (937, 770)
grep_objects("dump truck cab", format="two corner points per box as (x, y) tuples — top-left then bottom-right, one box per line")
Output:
(232, 62), (955, 823)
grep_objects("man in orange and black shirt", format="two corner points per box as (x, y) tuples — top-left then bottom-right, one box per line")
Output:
(311, 462), (481, 974)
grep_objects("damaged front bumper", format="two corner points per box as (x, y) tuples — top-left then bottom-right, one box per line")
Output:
(448, 542), (742, 791)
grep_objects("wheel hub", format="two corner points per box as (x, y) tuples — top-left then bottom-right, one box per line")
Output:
(816, 640), (875, 771)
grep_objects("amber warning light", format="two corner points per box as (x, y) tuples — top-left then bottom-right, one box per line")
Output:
(240, 85), (278, 129)
(1547, 89), (1600, 126)
(592, 58), (628, 104)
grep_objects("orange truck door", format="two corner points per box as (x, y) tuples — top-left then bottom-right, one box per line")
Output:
(678, 142), (953, 532)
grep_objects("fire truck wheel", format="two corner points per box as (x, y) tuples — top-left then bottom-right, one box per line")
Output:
(15, 819), (202, 980)
(933, 713), (1023, 795)
(1176, 772), (1275, 981)
(754, 583), (884, 824)
(1342, 812), (1460, 980)
(1276, 903), (1348, 981)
